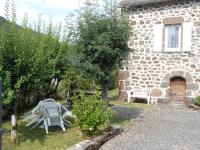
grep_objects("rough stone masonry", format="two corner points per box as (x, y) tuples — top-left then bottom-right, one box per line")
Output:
(119, 0), (200, 103)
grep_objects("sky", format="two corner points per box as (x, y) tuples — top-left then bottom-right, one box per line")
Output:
(0, 0), (100, 26)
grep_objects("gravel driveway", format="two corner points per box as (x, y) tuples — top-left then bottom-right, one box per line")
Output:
(100, 104), (200, 150)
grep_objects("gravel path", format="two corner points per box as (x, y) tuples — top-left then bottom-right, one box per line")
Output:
(101, 104), (200, 150)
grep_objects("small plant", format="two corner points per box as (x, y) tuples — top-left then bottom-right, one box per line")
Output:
(73, 91), (112, 135)
(195, 96), (200, 106)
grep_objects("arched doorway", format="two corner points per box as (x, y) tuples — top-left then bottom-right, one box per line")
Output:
(170, 77), (186, 101)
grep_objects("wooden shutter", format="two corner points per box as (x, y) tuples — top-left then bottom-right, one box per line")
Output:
(182, 22), (192, 52)
(153, 24), (163, 52)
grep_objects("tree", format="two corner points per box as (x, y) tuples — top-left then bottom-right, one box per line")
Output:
(76, 0), (131, 102)
(0, 0), (73, 115)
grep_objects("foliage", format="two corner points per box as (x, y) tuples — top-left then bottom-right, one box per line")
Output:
(108, 69), (119, 90)
(0, 0), (131, 115)
(57, 67), (93, 98)
(195, 96), (200, 106)
(0, 1), (73, 114)
(73, 91), (112, 135)
(76, 0), (131, 100)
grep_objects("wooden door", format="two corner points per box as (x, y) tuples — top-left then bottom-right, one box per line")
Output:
(170, 77), (186, 101)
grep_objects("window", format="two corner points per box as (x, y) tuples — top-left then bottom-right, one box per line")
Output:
(165, 24), (181, 51)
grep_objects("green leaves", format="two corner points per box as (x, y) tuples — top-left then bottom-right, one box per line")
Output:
(1, 71), (15, 105)
(0, 0), (131, 111)
(77, 0), (131, 85)
(0, 12), (71, 111)
(195, 96), (200, 107)
(73, 92), (112, 135)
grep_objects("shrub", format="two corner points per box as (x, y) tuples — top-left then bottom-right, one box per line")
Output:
(73, 91), (112, 135)
(57, 68), (93, 99)
(195, 96), (200, 106)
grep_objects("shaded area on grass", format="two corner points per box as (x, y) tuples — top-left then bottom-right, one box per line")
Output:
(111, 106), (145, 125)
(2, 119), (83, 150)
(108, 88), (152, 126)
(110, 100), (152, 109)
(110, 106), (145, 126)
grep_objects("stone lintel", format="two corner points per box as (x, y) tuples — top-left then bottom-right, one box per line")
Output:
(163, 17), (184, 25)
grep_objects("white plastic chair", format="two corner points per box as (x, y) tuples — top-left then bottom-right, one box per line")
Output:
(24, 98), (74, 134)
(41, 101), (65, 134)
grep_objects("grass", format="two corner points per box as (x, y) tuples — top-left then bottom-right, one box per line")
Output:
(2, 119), (83, 150)
(110, 116), (132, 126)
(2, 88), (152, 150)
(108, 88), (119, 100)
(108, 88), (152, 109)
(108, 88), (152, 126)
(110, 100), (152, 109)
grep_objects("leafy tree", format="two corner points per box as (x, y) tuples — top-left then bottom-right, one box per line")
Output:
(76, 0), (131, 102)
(0, 0), (73, 115)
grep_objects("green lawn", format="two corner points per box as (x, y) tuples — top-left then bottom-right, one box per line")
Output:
(2, 88), (151, 150)
(110, 115), (132, 126)
(2, 120), (83, 150)
(108, 89), (152, 126)
(110, 100), (152, 109)
(109, 100), (152, 126)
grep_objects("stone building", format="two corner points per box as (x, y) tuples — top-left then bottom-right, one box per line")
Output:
(119, 0), (200, 104)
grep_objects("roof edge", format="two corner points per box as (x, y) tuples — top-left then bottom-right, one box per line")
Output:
(120, 0), (173, 7)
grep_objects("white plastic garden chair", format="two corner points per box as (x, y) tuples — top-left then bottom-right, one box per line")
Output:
(41, 101), (65, 134)
(23, 98), (74, 134)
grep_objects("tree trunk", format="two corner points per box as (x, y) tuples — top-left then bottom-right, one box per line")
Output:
(101, 82), (108, 105)
(54, 80), (60, 94)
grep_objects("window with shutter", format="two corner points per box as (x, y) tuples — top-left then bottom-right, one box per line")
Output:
(160, 22), (192, 52)
(165, 24), (181, 52)
(154, 18), (192, 53)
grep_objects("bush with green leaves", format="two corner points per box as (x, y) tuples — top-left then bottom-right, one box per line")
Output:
(195, 96), (200, 106)
(0, 1), (74, 115)
(73, 92), (112, 135)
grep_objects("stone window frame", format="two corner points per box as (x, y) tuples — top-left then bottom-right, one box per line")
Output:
(162, 17), (184, 53)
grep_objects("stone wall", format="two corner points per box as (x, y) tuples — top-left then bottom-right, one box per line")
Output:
(120, 0), (200, 103)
